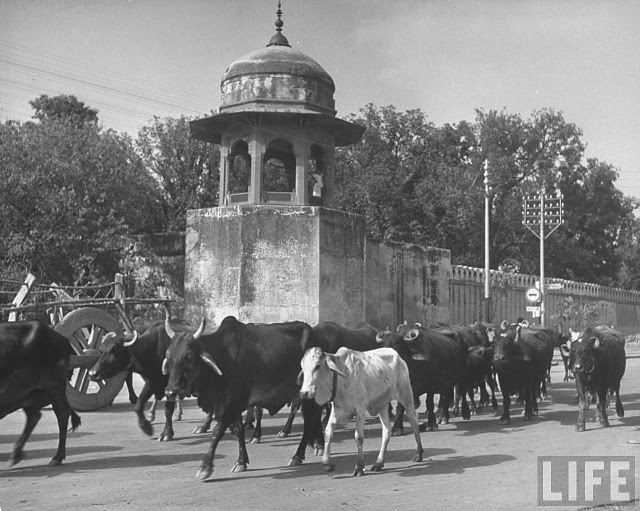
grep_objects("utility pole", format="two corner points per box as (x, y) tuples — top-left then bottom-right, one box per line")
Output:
(484, 160), (491, 323)
(523, 191), (563, 326)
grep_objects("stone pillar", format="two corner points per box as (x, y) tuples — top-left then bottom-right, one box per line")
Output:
(218, 143), (230, 207)
(294, 139), (310, 205)
(248, 132), (263, 204)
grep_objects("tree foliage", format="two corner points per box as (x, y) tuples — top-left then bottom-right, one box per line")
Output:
(0, 99), (163, 284)
(136, 116), (219, 231)
(335, 104), (639, 290)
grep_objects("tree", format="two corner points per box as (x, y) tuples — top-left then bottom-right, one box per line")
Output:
(29, 94), (99, 127)
(335, 104), (640, 289)
(136, 116), (219, 231)
(0, 99), (163, 284)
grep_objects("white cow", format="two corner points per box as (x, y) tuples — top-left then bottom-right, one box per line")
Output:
(299, 346), (424, 476)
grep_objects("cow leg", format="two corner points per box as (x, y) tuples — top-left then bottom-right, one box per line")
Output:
(596, 388), (609, 428)
(352, 411), (366, 476)
(467, 386), (477, 415)
(396, 390), (424, 464)
(460, 384), (471, 420)
(452, 385), (462, 417)
(498, 375), (511, 425)
(10, 407), (42, 466)
(575, 374), (587, 432)
(48, 395), (73, 467)
(135, 383), (155, 436)
(157, 398), (175, 442)
(320, 404), (340, 473)
(146, 396), (158, 423)
(523, 382), (535, 421)
(438, 389), (453, 424)
(289, 399), (322, 466)
(371, 408), (392, 472)
(125, 370), (138, 405)
(250, 406), (263, 444)
(278, 403), (299, 438)
(196, 412), (246, 480)
(193, 411), (213, 434)
(421, 392), (438, 432)
(175, 398), (183, 421)
(315, 404), (331, 455)
(231, 415), (250, 472)
(391, 403), (406, 436)
(487, 374), (499, 410)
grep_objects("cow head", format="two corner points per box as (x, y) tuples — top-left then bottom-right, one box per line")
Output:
(571, 328), (604, 375)
(492, 325), (522, 370)
(88, 330), (138, 381)
(468, 345), (494, 369)
(163, 317), (222, 400)
(298, 347), (345, 405)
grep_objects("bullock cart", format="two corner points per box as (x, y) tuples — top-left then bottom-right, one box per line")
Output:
(0, 273), (173, 411)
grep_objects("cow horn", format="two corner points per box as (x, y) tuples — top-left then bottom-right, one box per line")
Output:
(194, 318), (206, 339)
(396, 322), (406, 332)
(414, 322), (422, 327)
(520, 319), (529, 328)
(592, 337), (600, 349)
(161, 358), (170, 375)
(165, 312), (176, 339)
(560, 344), (571, 357)
(123, 331), (138, 347)
(297, 369), (304, 386)
(200, 352), (223, 376)
(375, 331), (384, 343)
(407, 328), (420, 340)
(500, 320), (509, 331)
(103, 332), (117, 342)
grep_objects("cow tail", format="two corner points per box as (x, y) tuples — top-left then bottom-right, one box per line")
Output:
(69, 411), (81, 432)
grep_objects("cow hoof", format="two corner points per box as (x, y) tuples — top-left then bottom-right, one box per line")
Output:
(370, 462), (384, 472)
(141, 421), (153, 436)
(232, 462), (247, 473)
(352, 466), (365, 477)
(413, 451), (424, 463)
(524, 414), (534, 422)
(601, 421), (610, 428)
(391, 428), (404, 437)
(196, 467), (213, 481)
(47, 458), (63, 467)
(498, 417), (511, 425)
(420, 423), (437, 432)
(146, 413), (156, 423)
(315, 447), (324, 457)
(175, 414), (182, 422)
(575, 425), (585, 432)
(158, 431), (174, 442)
(277, 431), (289, 438)
(9, 451), (25, 467)
(289, 456), (304, 467)
(193, 426), (208, 434)
(250, 437), (261, 444)
(129, 397), (138, 405)
(323, 463), (336, 474)
(462, 411), (471, 421)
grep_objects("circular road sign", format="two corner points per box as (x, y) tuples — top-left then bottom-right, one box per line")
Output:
(525, 287), (541, 303)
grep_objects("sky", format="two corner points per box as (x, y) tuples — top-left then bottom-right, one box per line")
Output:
(1, 0), (639, 203)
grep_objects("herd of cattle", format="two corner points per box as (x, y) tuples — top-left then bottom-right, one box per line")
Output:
(0, 312), (628, 481)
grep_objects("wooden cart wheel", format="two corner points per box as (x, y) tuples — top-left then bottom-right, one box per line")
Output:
(54, 307), (127, 411)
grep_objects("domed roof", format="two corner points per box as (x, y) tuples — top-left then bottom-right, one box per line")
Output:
(218, 4), (336, 116)
(222, 45), (335, 90)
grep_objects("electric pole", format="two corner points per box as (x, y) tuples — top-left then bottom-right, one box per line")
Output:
(523, 191), (563, 326)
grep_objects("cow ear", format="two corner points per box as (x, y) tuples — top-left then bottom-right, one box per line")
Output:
(486, 328), (495, 343)
(200, 352), (223, 376)
(560, 344), (571, 357)
(297, 369), (304, 386)
(591, 337), (601, 349)
(326, 356), (347, 378)
(375, 331), (385, 344)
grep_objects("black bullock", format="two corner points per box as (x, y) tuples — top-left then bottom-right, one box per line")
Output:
(0, 321), (81, 467)
(163, 316), (323, 481)
(491, 323), (554, 424)
(377, 324), (470, 434)
(571, 325), (626, 432)
(88, 317), (207, 441)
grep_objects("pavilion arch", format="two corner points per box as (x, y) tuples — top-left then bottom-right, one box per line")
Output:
(263, 137), (295, 194)
(228, 139), (251, 196)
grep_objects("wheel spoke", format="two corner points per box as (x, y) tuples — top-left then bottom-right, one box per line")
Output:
(87, 325), (102, 348)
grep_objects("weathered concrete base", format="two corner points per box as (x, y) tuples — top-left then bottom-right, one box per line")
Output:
(184, 205), (365, 326)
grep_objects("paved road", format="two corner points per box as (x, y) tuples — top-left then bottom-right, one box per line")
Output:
(1, 359), (639, 511)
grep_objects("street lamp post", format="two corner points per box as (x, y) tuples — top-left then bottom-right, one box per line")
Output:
(484, 160), (491, 323)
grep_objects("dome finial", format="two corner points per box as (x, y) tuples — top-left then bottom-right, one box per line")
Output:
(267, 1), (291, 47)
